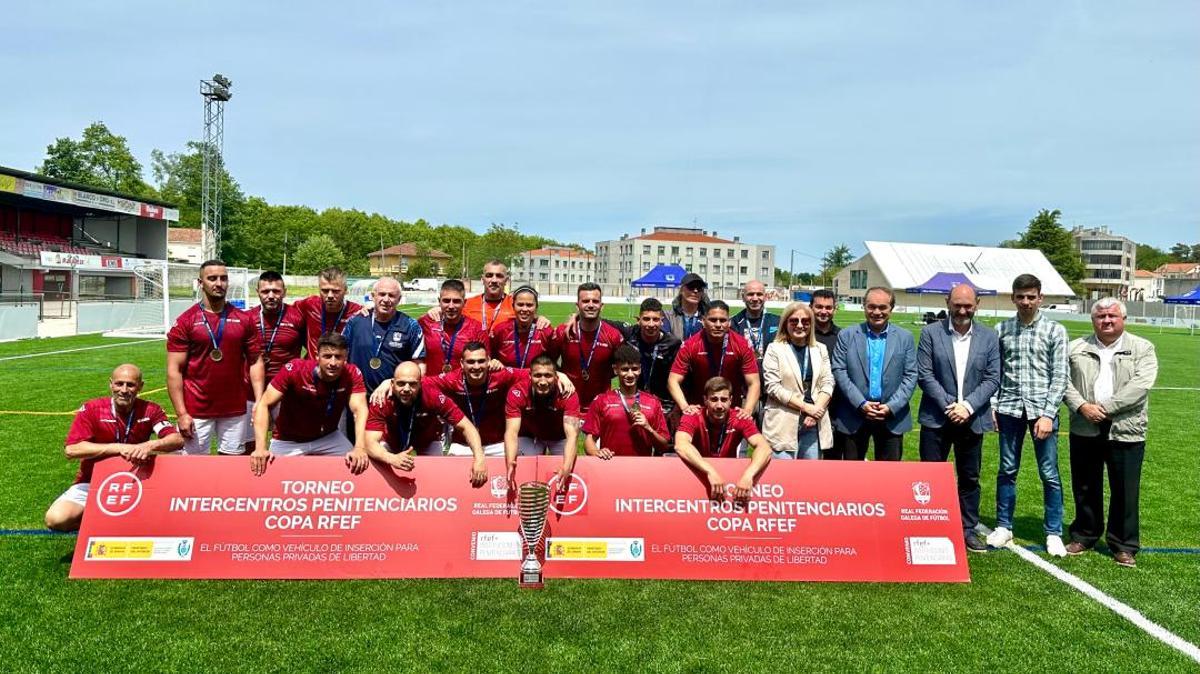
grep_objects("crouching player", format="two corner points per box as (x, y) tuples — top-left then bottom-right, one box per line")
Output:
(582, 344), (670, 458)
(504, 355), (580, 485)
(364, 361), (488, 486)
(251, 333), (370, 475)
(674, 377), (773, 500)
(45, 364), (183, 532)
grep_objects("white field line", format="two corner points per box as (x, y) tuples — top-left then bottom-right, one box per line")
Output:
(979, 526), (1200, 664)
(0, 340), (158, 362)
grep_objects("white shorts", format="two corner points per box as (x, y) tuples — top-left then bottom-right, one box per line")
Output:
(269, 431), (353, 456)
(516, 437), (567, 456)
(448, 441), (505, 457)
(185, 415), (249, 455)
(55, 482), (90, 508)
(242, 401), (279, 443)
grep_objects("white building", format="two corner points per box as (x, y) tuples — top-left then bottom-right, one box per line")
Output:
(510, 246), (595, 286)
(167, 227), (203, 264)
(594, 226), (775, 290)
(1071, 225), (1136, 300)
(1130, 269), (1164, 302)
(833, 241), (1076, 310)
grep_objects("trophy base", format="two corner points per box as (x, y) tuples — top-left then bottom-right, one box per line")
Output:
(519, 558), (544, 589)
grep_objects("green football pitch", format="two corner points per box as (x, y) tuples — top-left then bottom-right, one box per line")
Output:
(1, 302), (1197, 671)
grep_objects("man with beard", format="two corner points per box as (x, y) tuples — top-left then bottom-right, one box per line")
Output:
(504, 355), (580, 485)
(364, 361), (487, 486)
(419, 279), (488, 375)
(668, 301), (761, 420)
(555, 283), (626, 414)
(242, 271), (306, 452)
(730, 280), (780, 369)
(295, 266), (362, 358)
(674, 377), (773, 500)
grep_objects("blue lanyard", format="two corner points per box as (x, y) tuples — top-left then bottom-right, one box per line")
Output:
(373, 312), (397, 359)
(708, 417), (729, 456)
(392, 398), (417, 450)
(321, 303), (348, 336)
(198, 303), (228, 351)
(259, 306), (285, 355)
(705, 333), (729, 376)
(111, 400), (137, 444)
(441, 319), (464, 360)
(748, 314), (766, 356)
(513, 319), (536, 367)
(577, 324), (599, 375)
(639, 342), (661, 389)
(312, 368), (339, 417)
(617, 390), (641, 415)
(463, 372), (488, 426)
(684, 314), (700, 339)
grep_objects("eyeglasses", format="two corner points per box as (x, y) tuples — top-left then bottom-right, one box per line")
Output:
(786, 318), (811, 326)
(685, 283), (705, 291)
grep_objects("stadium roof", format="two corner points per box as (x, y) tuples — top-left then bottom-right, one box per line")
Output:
(864, 241), (1075, 297)
(0, 165), (177, 209)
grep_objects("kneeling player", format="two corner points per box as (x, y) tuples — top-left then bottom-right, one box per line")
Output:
(45, 364), (182, 532)
(675, 377), (772, 500)
(504, 355), (580, 482)
(364, 361), (488, 486)
(582, 344), (670, 458)
(251, 333), (369, 475)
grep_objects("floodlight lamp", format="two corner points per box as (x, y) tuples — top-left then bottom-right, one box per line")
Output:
(213, 74), (232, 88)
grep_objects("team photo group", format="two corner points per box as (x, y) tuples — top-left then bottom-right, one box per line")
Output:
(47, 259), (1157, 568)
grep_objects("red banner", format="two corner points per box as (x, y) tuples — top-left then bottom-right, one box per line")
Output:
(71, 456), (969, 582)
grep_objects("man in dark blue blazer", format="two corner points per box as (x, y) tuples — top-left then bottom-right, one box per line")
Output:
(917, 284), (1001, 552)
(831, 287), (918, 461)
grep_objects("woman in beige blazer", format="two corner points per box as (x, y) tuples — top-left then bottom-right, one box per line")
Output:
(761, 302), (834, 458)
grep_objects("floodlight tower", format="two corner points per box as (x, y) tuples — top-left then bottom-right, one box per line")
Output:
(200, 74), (232, 260)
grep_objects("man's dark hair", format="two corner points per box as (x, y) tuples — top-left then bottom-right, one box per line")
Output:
(812, 288), (835, 302)
(613, 343), (641, 367)
(199, 259), (226, 273)
(257, 271), (284, 286)
(706, 300), (730, 315)
(639, 298), (664, 315)
(1012, 274), (1042, 293)
(316, 332), (349, 353)
(529, 354), (557, 370)
(577, 282), (602, 297)
(460, 340), (488, 358)
(441, 279), (466, 295)
(704, 376), (732, 397)
(865, 286), (896, 308)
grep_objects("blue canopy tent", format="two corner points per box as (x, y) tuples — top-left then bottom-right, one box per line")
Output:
(1164, 285), (1200, 305)
(631, 263), (688, 289)
(905, 272), (996, 296)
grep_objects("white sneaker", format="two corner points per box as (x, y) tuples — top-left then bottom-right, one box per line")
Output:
(1046, 535), (1067, 558)
(986, 527), (1013, 548)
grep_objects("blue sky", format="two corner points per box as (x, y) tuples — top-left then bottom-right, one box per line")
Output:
(3, 1), (1196, 272)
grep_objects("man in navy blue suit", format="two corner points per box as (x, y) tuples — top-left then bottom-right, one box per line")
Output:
(917, 284), (1001, 552)
(831, 287), (918, 461)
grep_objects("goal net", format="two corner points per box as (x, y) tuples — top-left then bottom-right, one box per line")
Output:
(102, 262), (256, 338)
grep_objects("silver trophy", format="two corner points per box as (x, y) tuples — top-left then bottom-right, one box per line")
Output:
(518, 481), (551, 589)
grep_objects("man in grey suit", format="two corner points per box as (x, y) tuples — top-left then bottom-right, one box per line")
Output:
(831, 287), (918, 460)
(917, 284), (1001, 552)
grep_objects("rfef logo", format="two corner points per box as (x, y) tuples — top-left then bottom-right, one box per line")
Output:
(547, 473), (588, 516)
(96, 471), (143, 516)
(911, 481), (931, 505)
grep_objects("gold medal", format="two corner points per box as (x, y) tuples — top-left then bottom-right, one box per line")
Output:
(210, 348), (224, 362)
(581, 371), (590, 381)
(443, 364), (452, 373)
(369, 357), (383, 370)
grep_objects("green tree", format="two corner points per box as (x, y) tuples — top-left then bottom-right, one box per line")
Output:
(1015, 209), (1085, 291)
(1136, 243), (1172, 271)
(1168, 242), (1200, 263)
(38, 122), (154, 197)
(291, 234), (345, 274)
(151, 142), (246, 256)
(819, 244), (854, 281)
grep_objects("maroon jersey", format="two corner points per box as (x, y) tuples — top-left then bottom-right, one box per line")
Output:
(366, 381), (464, 452)
(244, 303), (306, 402)
(554, 321), (625, 412)
(580, 389), (668, 457)
(429, 368), (526, 445)
(505, 378), (580, 442)
(295, 295), (362, 358)
(269, 359), (366, 442)
(418, 315), (487, 374)
(66, 397), (176, 484)
(488, 320), (558, 369)
(670, 331), (759, 407)
(167, 303), (263, 418)
(676, 409), (759, 458)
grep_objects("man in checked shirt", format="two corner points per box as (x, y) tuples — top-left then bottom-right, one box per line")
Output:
(985, 274), (1070, 557)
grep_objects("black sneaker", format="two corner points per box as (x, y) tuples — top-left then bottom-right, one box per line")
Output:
(965, 532), (988, 553)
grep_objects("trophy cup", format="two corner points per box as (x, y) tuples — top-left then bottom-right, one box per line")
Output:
(518, 481), (551, 589)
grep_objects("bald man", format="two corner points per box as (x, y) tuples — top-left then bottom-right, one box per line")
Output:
(730, 280), (781, 368)
(343, 277), (426, 392)
(45, 365), (183, 532)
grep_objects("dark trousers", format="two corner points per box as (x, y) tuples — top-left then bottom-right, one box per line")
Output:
(1068, 431), (1144, 554)
(821, 431), (846, 460)
(919, 425), (983, 533)
(838, 422), (903, 461)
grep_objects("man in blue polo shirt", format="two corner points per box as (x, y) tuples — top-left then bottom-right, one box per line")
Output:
(343, 277), (425, 393)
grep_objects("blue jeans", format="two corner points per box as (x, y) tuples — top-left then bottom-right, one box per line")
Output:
(995, 413), (1063, 536)
(773, 427), (820, 460)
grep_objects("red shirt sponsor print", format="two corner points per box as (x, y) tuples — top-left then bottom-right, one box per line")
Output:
(418, 315), (488, 375)
(429, 368), (527, 445)
(269, 359), (366, 442)
(167, 303), (263, 418)
(66, 398), (176, 484)
(670, 331), (759, 407)
(244, 303), (306, 402)
(295, 295), (363, 358)
(675, 409), (759, 458)
(580, 389), (668, 457)
(366, 381), (465, 452)
(554, 322), (626, 412)
(488, 320), (558, 369)
(505, 378), (580, 442)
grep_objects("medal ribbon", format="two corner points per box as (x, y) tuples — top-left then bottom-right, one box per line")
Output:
(462, 372), (488, 426)
(705, 333), (729, 378)
(373, 311), (397, 361)
(313, 368), (340, 418)
(639, 342), (661, 390)
(576, 324), (599, 378)
(321, 303), (348, 336)
(710, 417), (730, 457)
(617, 390), (641, 416)
(259, 306), (285, 357)
(482, 298), (504, 332)
(393, 397), (418, 451)
(750, 314), (766, 357)
(111, 399), (137, 444)
(441, 319), (464, 366)
(199, 303), (228, 354)
(513, 319), (536, 367)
